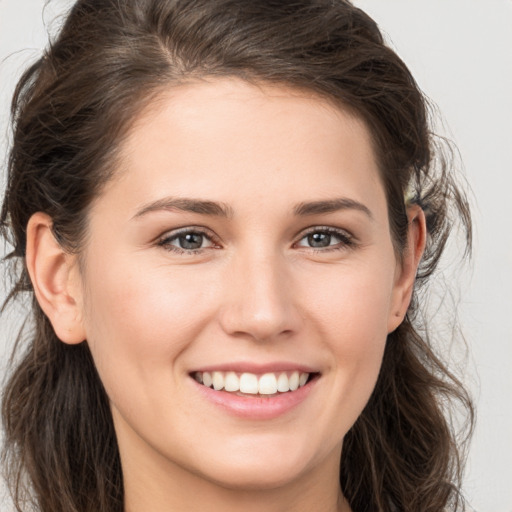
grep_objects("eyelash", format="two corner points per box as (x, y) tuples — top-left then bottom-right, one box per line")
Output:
(156, 226), (355, 255)
(156, 227), (220, 255)
(295, 226), (355, 253)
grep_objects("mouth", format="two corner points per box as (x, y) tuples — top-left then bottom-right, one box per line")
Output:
(189, 366), (320, 419)
(191, 370), (318, 397)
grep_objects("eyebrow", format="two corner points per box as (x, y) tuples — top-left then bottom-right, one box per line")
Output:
(293, 198), (373, 219)
(133, 197), (234, 219)
(133, 196), (373, 220)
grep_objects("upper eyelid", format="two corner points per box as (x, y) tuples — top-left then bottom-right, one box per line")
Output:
(157, 226), (218, 242)
(298, 225), (351, 235)
(295, 225), (354, 240)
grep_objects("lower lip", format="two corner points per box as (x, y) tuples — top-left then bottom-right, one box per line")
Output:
(192, 377), (318, 420)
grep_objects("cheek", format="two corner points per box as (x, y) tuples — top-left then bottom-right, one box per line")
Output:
(80, 255), (216, 392)
(301, 260), (393, 407)
(304, 259), (395, 343)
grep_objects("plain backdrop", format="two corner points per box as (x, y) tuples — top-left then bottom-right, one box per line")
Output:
(1, 1), (511, 511)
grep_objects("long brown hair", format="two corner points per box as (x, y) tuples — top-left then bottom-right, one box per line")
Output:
(1, 1), (473, 511)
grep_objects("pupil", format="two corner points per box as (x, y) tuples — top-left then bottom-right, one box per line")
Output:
(179, 233), (203, 249)
(308, 232), (331, 247)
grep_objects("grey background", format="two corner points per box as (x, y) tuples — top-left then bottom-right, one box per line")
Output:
(1, 1), (511, 511)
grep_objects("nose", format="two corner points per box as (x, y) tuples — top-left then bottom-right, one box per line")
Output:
(218, 250), (302, 342)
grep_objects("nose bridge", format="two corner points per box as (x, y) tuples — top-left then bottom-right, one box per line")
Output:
(219, 244), (299, 341)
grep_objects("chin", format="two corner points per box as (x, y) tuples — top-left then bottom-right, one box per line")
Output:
(199, 459), (309, 491)
(186, 436), (327, 492)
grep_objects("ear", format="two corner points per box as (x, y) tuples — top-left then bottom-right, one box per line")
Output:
(387, 205), (427, 333)
(25, 212), (86, 344)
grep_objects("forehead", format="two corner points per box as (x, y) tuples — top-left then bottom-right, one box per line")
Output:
(96, 78), (386, 220)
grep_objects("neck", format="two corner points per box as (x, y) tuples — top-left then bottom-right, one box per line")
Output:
(125, 475), (350, 512)
(120, 430), (350, 512)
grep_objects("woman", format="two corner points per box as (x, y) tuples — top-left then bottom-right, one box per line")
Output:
(1, 1), (473, 511)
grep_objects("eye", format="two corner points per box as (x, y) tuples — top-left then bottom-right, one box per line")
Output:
(157, 228), (218, 254)
(295, 227), (354, 251)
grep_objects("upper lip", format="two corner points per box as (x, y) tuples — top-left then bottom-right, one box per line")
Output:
(191, 362), (320, 375)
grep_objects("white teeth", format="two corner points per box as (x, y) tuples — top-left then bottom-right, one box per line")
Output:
(277, 372), (289, 392)
(258, 373), (277, 395)
(195, 370), (312, 395)
(202, 372), (213, 387)
(224, 371), (240, 392)
(240, 373), (259, 394)
(289, 371), (299, 391)
(212, 371), (224, 391)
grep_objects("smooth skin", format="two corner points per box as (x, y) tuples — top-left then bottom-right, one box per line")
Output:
(26, 79), (426, 512)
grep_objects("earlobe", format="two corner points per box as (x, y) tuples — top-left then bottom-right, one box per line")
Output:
(387, 205), (427, 333)
(26, 212), (86, 344)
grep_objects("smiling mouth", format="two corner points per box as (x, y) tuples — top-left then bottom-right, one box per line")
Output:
(192, 371), (317, 396)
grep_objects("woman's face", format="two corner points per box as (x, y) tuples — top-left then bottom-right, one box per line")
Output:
(75, 79), (410, 494)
